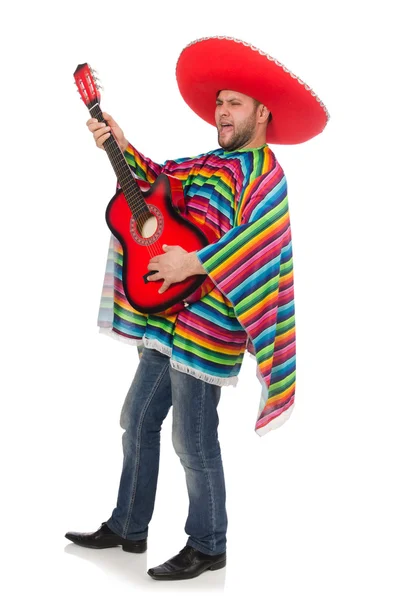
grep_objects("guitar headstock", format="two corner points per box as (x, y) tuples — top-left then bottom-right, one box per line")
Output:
(74, 63), (102, 109)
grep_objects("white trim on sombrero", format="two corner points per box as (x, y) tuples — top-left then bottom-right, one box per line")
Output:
(179, 36), (330, 123)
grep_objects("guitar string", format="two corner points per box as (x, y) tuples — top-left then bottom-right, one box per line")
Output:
(104, 134), (164, 260)
(89, 103), (148, 236)
(89, 104), (151, 242)
(99, 115), (164, 259)
(79, 85), (147, 236)
(90, 105), (164, 263)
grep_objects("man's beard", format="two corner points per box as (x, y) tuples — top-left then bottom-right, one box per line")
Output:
(218, 111), (257, 151)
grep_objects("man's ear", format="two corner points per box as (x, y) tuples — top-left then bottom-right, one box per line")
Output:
(258, 105), (270, 123)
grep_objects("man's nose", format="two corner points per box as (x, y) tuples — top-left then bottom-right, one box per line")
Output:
(219, 104), (230, 117)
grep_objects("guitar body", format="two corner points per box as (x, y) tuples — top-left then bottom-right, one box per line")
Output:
(106, 173), (216, 315)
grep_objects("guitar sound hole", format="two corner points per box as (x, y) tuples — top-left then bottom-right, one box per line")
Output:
(138, 215), (158, 239)
(130, 204), (164, 246)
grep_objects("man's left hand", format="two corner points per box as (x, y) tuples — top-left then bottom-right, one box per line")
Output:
(147, 245), (206, 294)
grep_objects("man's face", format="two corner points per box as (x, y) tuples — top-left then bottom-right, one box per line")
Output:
(215, 90), (259, 151)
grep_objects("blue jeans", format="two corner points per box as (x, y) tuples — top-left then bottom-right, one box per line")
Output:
(106, 347), (227, 555)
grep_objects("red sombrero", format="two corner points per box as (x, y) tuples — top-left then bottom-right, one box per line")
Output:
(176, 36), (329, 145)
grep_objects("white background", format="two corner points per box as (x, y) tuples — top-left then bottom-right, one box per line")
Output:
(1, 0), (396, 598)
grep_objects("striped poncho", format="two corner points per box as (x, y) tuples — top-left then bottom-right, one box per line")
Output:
(98, 143), (296, 436)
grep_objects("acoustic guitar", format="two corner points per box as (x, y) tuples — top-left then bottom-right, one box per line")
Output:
(74, 63), (216, 315)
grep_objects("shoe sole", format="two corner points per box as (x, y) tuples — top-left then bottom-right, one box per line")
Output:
(65, 536), (147, 553)
(148, 558), (226, 580)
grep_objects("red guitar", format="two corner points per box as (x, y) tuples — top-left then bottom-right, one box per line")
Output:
(74, 63), (216, 315)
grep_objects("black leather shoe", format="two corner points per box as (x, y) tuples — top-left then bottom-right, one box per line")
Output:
(147, 545), (226, 580)
(65, 522), (147, 553)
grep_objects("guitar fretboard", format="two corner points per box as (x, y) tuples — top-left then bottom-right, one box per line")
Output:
(89, 103), (150, 222)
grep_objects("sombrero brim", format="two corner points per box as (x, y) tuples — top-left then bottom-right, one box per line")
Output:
(176, 37), (329, 145)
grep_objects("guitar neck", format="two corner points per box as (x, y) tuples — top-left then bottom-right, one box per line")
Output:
(88, 103), (148, 216)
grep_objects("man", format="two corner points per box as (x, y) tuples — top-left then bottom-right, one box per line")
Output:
(66, 37), (328, 581)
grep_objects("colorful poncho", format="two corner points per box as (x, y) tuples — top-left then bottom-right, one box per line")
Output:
(98, 143), (296, 436)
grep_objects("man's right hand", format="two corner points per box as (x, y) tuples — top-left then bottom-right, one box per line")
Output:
(86, 112), (128, 153)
